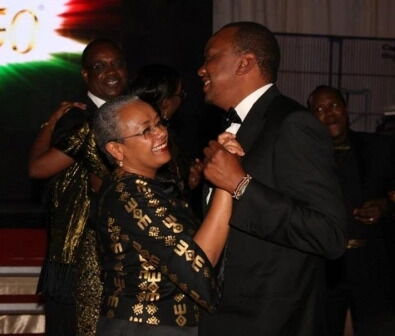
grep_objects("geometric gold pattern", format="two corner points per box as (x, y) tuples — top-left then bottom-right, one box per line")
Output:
(99, 173), (218, 327)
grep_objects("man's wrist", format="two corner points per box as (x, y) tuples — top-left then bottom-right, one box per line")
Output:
(232, 174), (252, 200)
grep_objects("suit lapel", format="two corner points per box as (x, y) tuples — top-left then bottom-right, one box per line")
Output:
(85, 96), (99, 120)
(202, 86), (281, 213)
(236, 85), (281, 153)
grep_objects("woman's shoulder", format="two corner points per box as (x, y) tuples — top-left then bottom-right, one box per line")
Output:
(100, 171), (173, 201)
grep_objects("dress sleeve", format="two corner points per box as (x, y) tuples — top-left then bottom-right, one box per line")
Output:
(51, 109), (88, 159)
(102, 178), (220, 311)
(52, 116), (108, 178)
(83, 130), (109, 178)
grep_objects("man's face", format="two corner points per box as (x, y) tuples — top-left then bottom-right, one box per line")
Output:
(310, 89), (348, 141)
(81, 43), (128, 101)
(197, 27), (242, 110)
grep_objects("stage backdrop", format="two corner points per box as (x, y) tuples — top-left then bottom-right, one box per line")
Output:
(0, 0), (124, 205)
(0, 0), (213, 215)
(213, 0), (395, 133)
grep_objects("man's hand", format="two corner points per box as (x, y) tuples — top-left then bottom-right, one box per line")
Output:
(203, 140), (246, 194)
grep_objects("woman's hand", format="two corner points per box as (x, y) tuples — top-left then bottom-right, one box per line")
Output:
(353, 199), (387, 224)
(46, 101), (87, 127)
(218, 132), (245, 156)
(29, 101), (86, 179)
(188, 158), (204, 190)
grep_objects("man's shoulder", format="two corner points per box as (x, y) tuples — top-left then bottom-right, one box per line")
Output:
(263, 94), (309, 127)
(351, 130), (393, 152)
(55, 106), (89, 132)
(270, 94), (306, 112)
(51, 96), (96, 144)
(57, 96), (96, 125)
(350, 130), (381, 145)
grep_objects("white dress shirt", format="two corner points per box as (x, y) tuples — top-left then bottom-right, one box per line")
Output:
(88, 91), (106, 108)
(206, 83), (273, 204)
(225, 83), (273, 135)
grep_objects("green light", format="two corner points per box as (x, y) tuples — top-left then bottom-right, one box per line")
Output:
(0, 53), (81, 89)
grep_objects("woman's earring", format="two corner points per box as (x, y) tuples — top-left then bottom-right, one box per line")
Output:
(118, 160), (123, 167)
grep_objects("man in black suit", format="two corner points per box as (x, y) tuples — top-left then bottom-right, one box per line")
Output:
(198, 22), (347, 335)
(308, 85), (395, 335)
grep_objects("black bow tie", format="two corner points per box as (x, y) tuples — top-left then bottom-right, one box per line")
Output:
(223, 107), (242, 129)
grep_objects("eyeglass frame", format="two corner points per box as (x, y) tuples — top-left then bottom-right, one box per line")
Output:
(85, 59), (127, 75)
(113, 118), (167, 142)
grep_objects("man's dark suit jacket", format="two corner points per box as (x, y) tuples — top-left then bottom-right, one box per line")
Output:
(199, 86), (347, 336)
(325, 130), (395, 334)
(347, 130), (394, 203)
(52, 95), (98, 144)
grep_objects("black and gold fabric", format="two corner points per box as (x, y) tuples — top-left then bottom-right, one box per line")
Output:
(96, 171), (221, 328)
(38, 100), (109, 336)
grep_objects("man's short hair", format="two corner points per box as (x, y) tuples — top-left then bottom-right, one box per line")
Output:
(81, 38), (123, 68)
(222, 22), (280, 82)
(307, 85), (347, 110)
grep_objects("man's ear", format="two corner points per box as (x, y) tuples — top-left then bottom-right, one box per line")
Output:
(236, 53), (256, 75)
(105, 141), (124, 162)
(81, 68), (89, 84)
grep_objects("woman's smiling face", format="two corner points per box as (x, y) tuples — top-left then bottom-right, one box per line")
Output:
(113, 100), (170, 178)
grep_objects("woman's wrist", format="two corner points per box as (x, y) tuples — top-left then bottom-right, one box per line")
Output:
(40, 121), (50, 129)
(40, 116), (59, 130)
(40, 120), (56, 133)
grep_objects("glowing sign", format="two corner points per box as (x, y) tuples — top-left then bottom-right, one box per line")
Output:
(0, 0), (85, 65)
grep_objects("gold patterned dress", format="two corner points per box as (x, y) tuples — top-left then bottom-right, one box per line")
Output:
(95, 170), (222, 331)
(38, 103), (109, 336)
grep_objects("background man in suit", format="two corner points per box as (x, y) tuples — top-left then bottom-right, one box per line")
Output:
(198, 22), (347, 335)
(308, 85), (395, 336)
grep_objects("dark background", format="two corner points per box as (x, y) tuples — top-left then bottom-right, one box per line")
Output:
(0, 0), (217, 226)
(121, 0), (221, 165)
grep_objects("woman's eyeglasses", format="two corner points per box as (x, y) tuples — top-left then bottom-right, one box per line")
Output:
(86, 59), (126, 75)
(116, 118), (167, 141)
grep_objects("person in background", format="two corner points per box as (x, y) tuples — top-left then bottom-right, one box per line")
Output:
(197, 21), (347, 336)
(308, 85), (395, 335)
(376, 116), (395, 307)
(28, 38), (128, 336)
(92, 95), (243, 336)
(129, 64), (201, 204)
(129, 63), (185, 123)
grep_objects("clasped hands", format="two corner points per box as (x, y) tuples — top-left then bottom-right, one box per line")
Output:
(189, 132), (246, 194)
